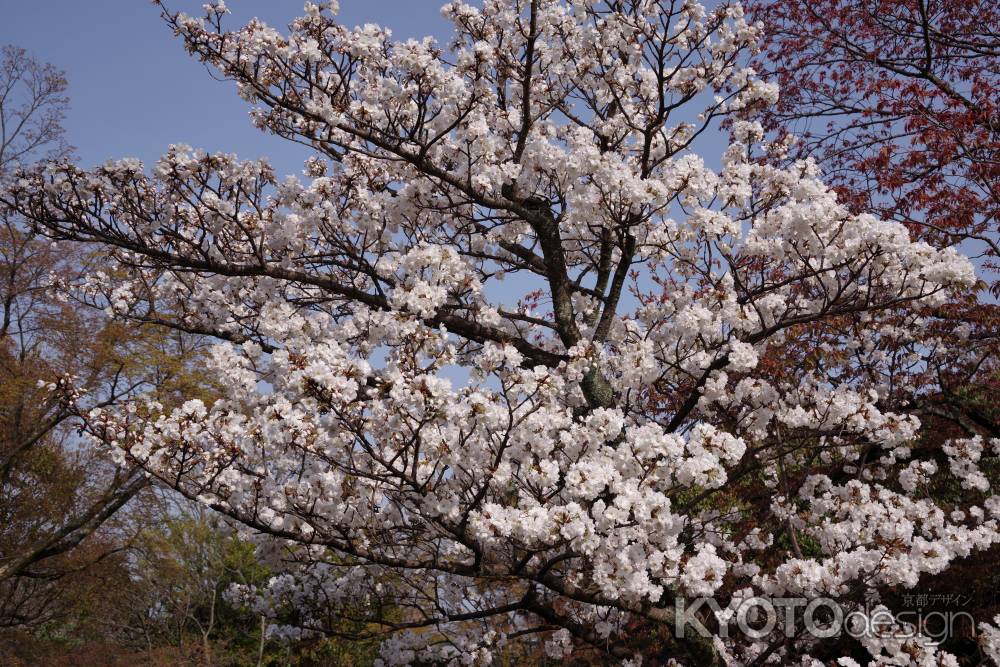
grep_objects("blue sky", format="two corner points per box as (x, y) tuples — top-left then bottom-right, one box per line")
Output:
(0, 1), (453, 175)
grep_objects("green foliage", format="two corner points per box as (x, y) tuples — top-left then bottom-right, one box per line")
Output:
(1, 503), (383, 666)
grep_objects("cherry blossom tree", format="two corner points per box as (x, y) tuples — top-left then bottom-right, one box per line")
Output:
(4, 1), (997, 664)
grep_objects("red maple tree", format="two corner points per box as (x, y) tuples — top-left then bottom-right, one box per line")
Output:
(749, 0), (999, 289)
(748, 0), (1000, 426)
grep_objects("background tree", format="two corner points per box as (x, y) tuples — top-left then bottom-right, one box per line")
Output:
(112, 502), (268, 666)
(0, 45), (70, 170)
(745, 0), (1000, 436)
(0, 44), (146, 625)
(747, 0), (999, 282)
(0, 44), (216, 637)
(2, 495), (383, 667)
(747, 4), (1000, 659)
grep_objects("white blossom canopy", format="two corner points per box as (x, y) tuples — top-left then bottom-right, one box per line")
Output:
(4, 1), (998, 664)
